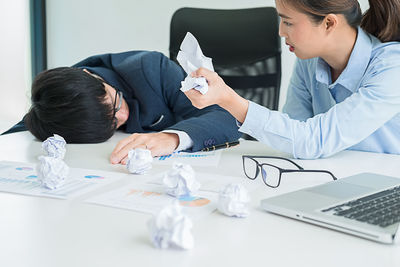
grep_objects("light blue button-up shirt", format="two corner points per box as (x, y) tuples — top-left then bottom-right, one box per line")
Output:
(239, 27), (400, 159)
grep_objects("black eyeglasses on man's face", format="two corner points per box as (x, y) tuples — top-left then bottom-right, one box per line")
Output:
(113, 90), (123, 115)
(242, 155), (337, 188)
(86, 70), (123, 116)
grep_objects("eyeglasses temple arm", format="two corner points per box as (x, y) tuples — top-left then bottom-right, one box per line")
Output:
(242, 155), (304, 170)
(282, 169), (337, 180)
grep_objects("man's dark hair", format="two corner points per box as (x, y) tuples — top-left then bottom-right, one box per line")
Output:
(24, 67), (117, 143)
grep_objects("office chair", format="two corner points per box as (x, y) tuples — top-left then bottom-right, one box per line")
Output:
(169, 7), (282, 111)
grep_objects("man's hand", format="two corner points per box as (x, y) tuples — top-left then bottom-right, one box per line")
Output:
(110, 132), (179, 164)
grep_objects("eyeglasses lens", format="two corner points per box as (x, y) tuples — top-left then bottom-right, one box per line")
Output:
(243, 157), (258, 179)
(114, 91), (123, 113)
(261, 164), (280, 187)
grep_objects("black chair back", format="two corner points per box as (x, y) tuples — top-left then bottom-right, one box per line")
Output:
(169, 7), (281, 110)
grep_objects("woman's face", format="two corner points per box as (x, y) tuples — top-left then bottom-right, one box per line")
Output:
(275, 0), (328, 59)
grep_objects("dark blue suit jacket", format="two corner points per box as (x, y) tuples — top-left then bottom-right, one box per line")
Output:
(74, 50), (240, 152)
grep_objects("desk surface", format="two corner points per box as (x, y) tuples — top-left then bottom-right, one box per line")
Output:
(1, 131), (400, 267)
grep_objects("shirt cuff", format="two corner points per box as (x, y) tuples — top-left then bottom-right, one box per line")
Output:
(239, 101), (271, 137)
(162, 130), (194, 152)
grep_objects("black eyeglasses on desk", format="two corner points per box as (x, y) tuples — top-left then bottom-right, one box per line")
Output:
(242, 155), (337, 188)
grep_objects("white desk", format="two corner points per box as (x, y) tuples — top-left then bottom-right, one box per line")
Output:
(1, 131), (400, 267)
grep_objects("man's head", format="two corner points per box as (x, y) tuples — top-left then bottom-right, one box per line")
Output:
(24, 67), (117, 143)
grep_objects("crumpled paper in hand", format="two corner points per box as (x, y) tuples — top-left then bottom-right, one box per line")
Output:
(218, 183), (251, 217)
(36, 156), (69, 190)
(177, 32), (214, 95)
(163, 162), (200, 198)
(126, 148), (153, 174)
(148, 201), (194, 250)
(42, 134), (67, 159)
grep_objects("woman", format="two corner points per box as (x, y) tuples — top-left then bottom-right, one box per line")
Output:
(184, 0), (400, 159)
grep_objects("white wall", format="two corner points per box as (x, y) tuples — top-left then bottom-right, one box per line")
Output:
(46, 0), (294, 109)
(0, 0), (31, 128)
(47, 0), (370, 111)
(0, 0), (369, 133)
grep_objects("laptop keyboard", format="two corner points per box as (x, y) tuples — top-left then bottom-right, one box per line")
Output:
(322, 185), (400, 228)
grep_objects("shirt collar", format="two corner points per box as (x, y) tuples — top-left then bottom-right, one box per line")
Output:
(315, 27), (373, 92)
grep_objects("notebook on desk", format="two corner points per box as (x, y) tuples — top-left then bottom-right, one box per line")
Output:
(261, 173), (400, 244)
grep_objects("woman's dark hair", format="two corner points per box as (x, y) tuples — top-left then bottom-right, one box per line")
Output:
(361, 0), (400, 42)
(24, 67), (117, 143)
(280, 0), (400, 42)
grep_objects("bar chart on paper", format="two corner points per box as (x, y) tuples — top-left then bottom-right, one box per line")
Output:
(86, 183), (218, 219)
(154, 151), (221, 166)
(0, 161), (126, 199)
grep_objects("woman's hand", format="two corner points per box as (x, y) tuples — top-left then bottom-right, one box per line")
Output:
(184, 67), (250, 123)
(110, 132), (179, 164)
(184, 67), (233, 109)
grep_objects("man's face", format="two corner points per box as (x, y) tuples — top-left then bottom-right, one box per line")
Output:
(84, 69), (129, 128)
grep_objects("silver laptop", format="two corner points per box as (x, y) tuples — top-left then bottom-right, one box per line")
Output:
(261, 173), (400, 244)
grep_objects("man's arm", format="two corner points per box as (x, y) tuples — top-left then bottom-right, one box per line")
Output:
(110, 51), (240, 164)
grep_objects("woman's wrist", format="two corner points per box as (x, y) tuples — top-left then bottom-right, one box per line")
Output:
(219, 86), (249, 123)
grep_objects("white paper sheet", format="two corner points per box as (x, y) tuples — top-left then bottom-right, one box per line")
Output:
(154, 151), (221, 167)
(149, 172), (259, 194)
(0, 161), (125, 199)
(86, 183), (217, 220)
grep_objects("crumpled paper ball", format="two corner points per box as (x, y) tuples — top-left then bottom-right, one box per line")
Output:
(42, 134), (66, 159)
(148, 201), (194, 250)
(163, 162), (200, 198)
(180, 76), (209, 95)
(218, 183), (251, 218)
(126, 148), (153, 174)
(36, 156), (69, 189)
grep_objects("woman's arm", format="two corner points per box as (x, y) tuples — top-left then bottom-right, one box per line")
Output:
(185, 59), (400, 159)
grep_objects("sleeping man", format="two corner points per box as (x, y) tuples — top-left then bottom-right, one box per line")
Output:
(24, 50), (241, 164)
